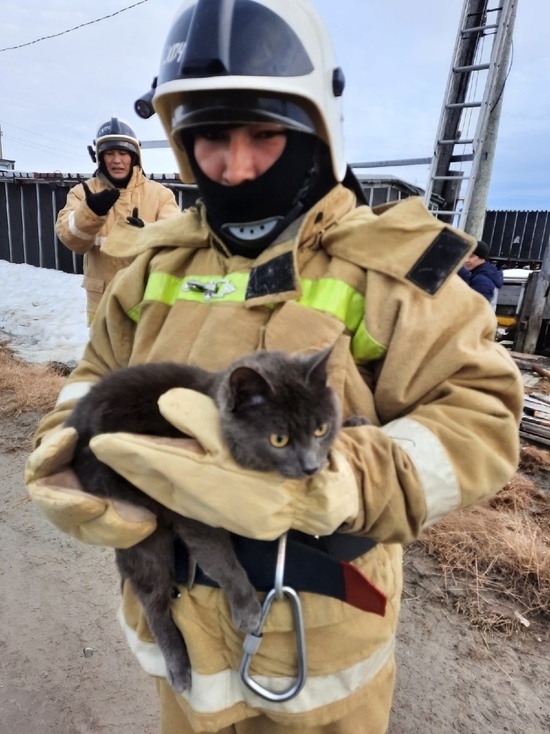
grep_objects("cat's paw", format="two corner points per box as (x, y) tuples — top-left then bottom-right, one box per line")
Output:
(231, 595), (262, 634)
(164, 645), (191, 693)
(165, 653), (192, 693)
(342, 415), (371, 427)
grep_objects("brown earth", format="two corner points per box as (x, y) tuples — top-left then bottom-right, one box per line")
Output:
(0, 409), (548, 734)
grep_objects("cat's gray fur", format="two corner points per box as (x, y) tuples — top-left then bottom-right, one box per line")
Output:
(66, 349), (358, 693)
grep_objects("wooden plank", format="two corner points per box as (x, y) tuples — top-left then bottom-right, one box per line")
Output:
(523, 411), (550, 422)
(514, 359), (541, 372)
(522, 402), (550, 416)
(519, 430), (550, 448)
(522, 402), (550, 413)
(529, 392), (550, 405)
(532, 364), (550, 380)
(519, 423), (550, 439)
(521, 414), (550, 425)
(510, 351), (542, 361)
(523, 396), (549, 406)
(522, 414), (550, 426)
(523, 405), (548, 418)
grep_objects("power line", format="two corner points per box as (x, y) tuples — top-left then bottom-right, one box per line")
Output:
(0, 0), (150, 53)
(3, 134), (85, 163)
(0, 119), (82, 151)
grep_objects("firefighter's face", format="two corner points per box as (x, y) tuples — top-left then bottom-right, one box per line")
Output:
(193, 124), (287, 185)
(103, 149), (133, 180)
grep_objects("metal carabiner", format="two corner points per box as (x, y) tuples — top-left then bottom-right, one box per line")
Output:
(274, 531), (287, 601)
(239, 533), (307, 702)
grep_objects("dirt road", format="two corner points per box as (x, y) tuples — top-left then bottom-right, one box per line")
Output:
(1, 417), (548, 733)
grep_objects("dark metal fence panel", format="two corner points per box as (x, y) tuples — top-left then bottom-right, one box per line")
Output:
(21, 182), (40, 267)
(0, 180), (10, 262)
(0, 174), (84, 273)
(6, 180), (26, 264)
(483, 210), (550, 267)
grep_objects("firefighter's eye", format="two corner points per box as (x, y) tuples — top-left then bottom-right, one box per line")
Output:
(313, 423), (329, 437)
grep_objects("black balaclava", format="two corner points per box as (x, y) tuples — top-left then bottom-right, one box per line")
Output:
(98, 150), (139, 189)
(182, 129), (336, 257)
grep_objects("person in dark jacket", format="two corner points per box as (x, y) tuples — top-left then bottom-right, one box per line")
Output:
(458, 240), (503, 310)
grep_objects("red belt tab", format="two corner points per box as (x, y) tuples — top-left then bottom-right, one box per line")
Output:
(341, 561), (387, 616)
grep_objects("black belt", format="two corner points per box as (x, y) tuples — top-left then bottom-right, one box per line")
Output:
(174, 530), (386, 616)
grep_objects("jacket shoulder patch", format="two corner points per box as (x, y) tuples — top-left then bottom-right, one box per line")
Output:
(406, 229), (471, 295)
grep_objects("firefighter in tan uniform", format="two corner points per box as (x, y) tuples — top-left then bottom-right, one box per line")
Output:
(56, 117), (180, 324)
(26, 1), (523, 732)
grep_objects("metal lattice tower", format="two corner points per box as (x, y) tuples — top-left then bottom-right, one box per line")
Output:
(424, 0), (517, 232)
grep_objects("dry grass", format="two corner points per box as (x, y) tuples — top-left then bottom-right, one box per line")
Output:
(420, 468), (550, 634)
(519, 444), (550, 475)
(0, 343), (66, 416)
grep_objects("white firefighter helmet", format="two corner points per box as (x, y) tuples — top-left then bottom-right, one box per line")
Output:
(89, 117), (142, 165)
(151, 0), (346, 184)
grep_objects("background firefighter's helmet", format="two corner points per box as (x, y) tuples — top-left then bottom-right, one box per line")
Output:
(88, 117), (142, 166)
(150, 0), (347, 184)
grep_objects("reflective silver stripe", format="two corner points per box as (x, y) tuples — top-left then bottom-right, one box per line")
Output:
(68, 210), (94, 241)
(55, 381), (95, 407)
(381, 416), (461, 528)
(117, 607), (394, 714)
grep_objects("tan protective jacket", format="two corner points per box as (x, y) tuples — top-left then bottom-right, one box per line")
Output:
(36, 186), (522, 731)
(55, 167), (180, 321)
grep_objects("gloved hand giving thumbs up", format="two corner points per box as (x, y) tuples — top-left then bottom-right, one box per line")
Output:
(82, 180), (120, 216)
(127, 207), (145, 227)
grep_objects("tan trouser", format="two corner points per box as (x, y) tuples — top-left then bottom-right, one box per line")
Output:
(156, 674), (392, 734)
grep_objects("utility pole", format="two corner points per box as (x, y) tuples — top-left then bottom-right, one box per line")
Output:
(518, 240), (550, 354)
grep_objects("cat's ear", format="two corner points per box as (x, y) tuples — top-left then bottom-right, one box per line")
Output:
(227, 366), (274, 411)
(304, 346), (334, 386)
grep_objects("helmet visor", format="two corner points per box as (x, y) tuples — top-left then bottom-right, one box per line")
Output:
(171, 90), (316, 145)
(97, 139), (139, 157)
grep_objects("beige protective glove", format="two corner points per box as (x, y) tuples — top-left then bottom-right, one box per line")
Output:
(89, 389), (359, 541)
(25, 426), (157, 548)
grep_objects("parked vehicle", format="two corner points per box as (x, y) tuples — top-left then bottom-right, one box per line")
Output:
(496, 268), (532, 327)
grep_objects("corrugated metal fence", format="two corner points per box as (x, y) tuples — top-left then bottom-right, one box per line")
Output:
(4, 171), (533, 275)
(0, 172), (199, 275)
(482, 210), (550, 267)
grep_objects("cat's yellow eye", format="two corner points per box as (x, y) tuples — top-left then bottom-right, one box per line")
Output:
(314, 423), (329, 437)
(269, 433), (289, 448)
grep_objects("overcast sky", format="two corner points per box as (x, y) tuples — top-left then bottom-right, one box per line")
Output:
(1, 0), (548, 211)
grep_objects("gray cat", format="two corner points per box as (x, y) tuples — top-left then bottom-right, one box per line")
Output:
(66, 349), (358, 693)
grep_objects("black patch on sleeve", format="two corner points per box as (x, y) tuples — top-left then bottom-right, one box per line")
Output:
(406, 229), (471, 295)
(246, 252), (296, 299)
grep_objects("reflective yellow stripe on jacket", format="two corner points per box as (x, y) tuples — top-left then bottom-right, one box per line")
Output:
(129, 271), (387, 363)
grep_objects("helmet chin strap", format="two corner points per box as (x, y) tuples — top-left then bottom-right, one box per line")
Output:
(184, 131), (333, 256)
